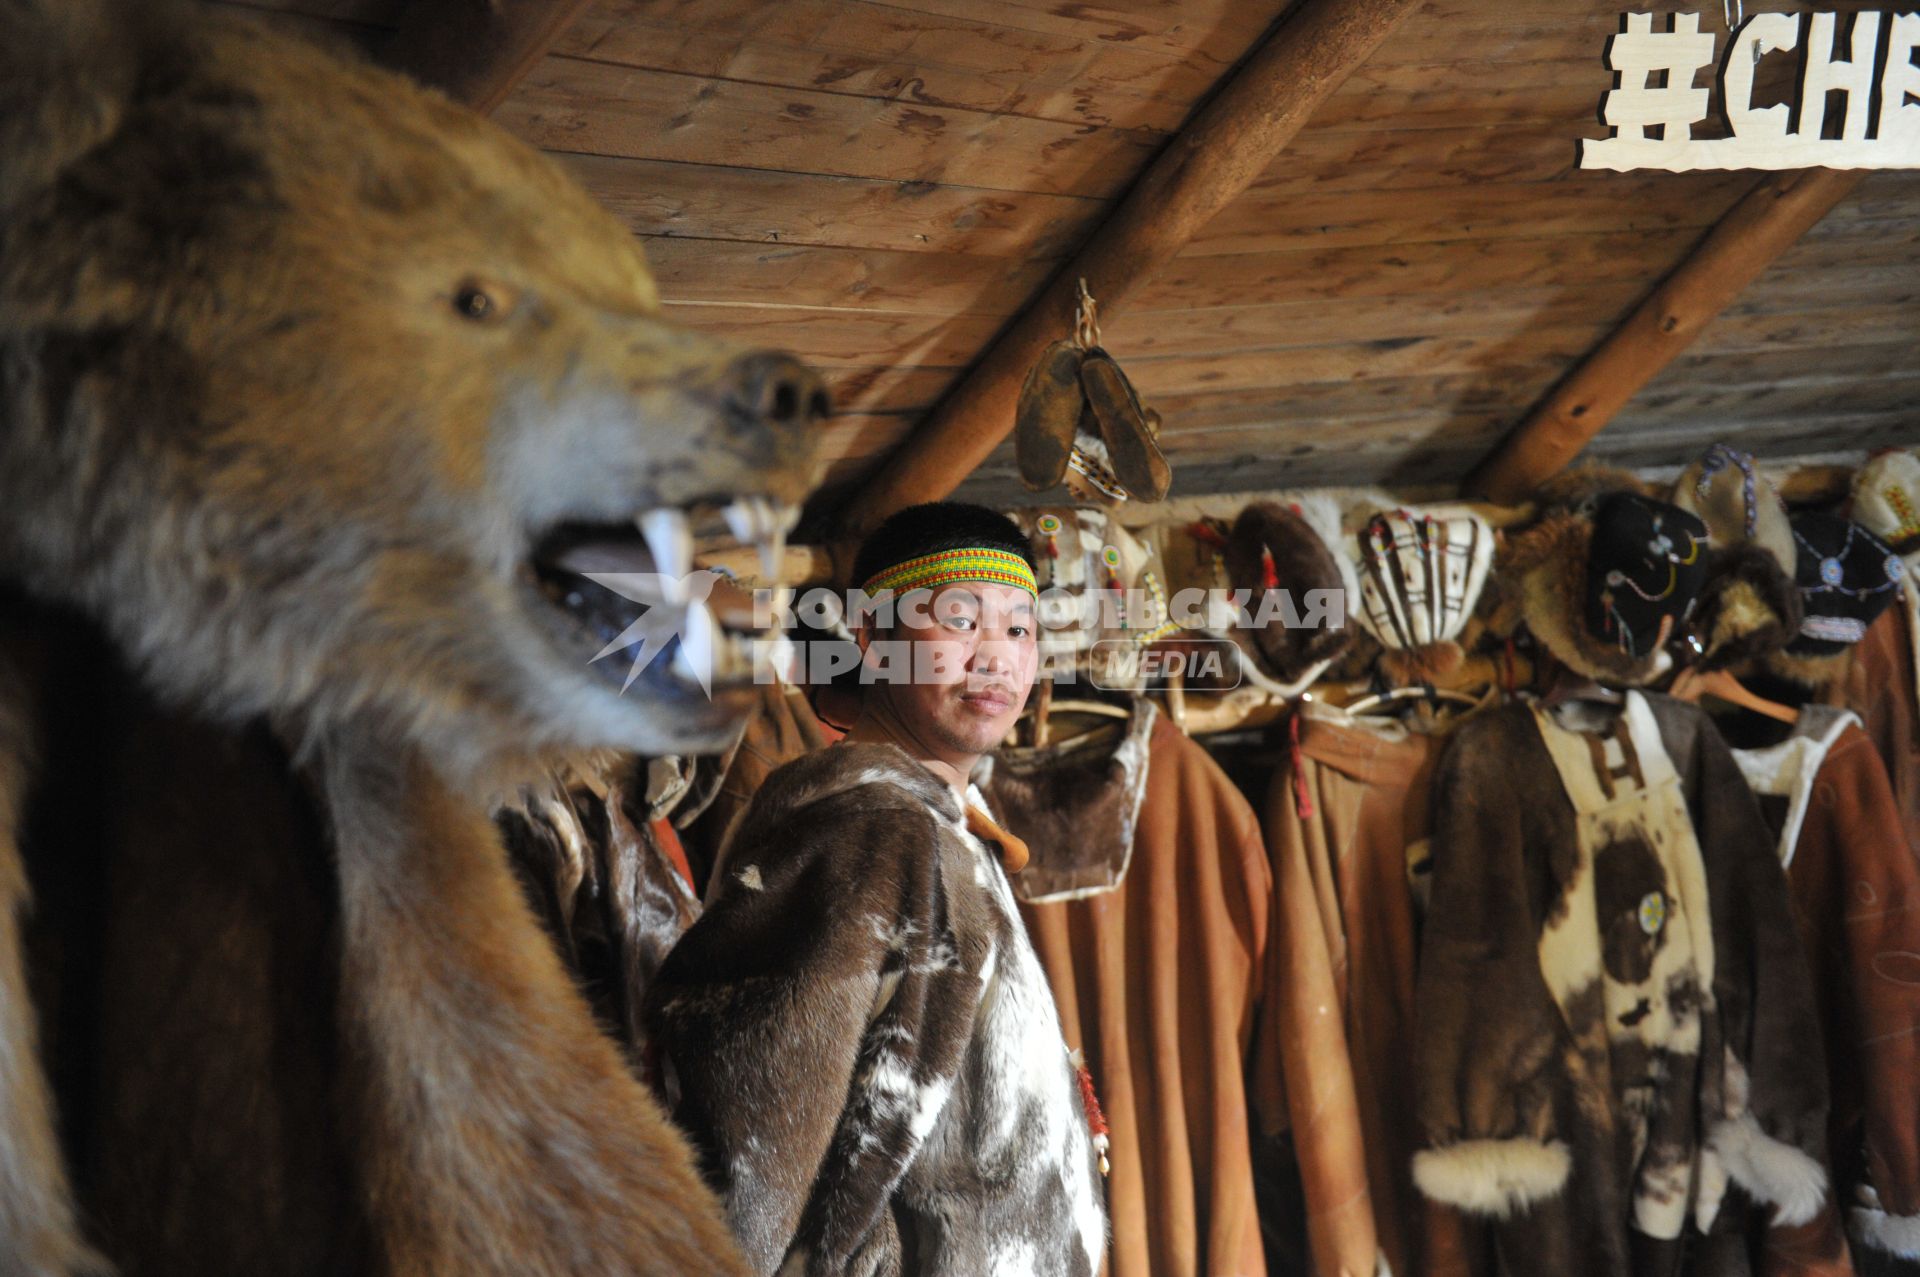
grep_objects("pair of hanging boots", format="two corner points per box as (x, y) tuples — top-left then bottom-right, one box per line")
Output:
(1015, 339), (1171, 502)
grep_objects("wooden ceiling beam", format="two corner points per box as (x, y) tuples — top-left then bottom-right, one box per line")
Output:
(836, 0), (1425, 536)
(379, 0), (594, 114)
(1463, 167), (1863, 504)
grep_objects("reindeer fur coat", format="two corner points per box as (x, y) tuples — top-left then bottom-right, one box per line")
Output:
(1415, 693), (1829, 1277)
(645, 742), (1107, 1277)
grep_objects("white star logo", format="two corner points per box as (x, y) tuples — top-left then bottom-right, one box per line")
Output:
(582, 569), (724, 697)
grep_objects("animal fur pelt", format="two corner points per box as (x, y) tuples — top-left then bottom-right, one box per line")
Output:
(1532, 466), (1654, 514)
(497, 758), (702, 1061)
(1693, 542), (1802, 671)
(977, 698), (1156, 903)
(0, 0), (827, 1269)
(1416, 694), (1830, 1275)
(647, 744), (1106, 1277)
(1499, 512), (1670, 686)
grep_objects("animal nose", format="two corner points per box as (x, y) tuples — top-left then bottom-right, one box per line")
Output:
(727, 351), (831, 429)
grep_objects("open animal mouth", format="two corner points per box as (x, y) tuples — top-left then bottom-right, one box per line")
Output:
(525, 496), (798, 696)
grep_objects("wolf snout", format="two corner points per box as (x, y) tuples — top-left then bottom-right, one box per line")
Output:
(726, 351), (831, 430)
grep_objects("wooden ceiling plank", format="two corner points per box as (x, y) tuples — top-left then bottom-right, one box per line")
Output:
(1115, 325), (1603, 396)
(1097, 284), (1653, 356)
(1698, 302), (1920, 353)
(1618, 370), (1920, 430)
(556, 0), (1226, 133)
(836, 0), (1432, 533)
(863, 0), (1285, 65)
(1463, 168), (1865, 504)
(660, 303), (1003, 369)
(378, 0), (594, 113)
(1136, 228), (1700, 311)
(1192, 173), (1751, 255)
(495, 57), (1160, 198)
(562, 154), (1100, 258)
(1590, 411), (1920, 469)
(639, 236), (1054, 314)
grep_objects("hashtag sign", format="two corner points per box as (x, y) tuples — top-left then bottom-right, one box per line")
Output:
(1602, 12), (1714, 144)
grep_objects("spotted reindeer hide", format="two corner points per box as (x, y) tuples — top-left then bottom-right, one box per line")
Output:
(1414, 693), (1829, 1277)
(645, 743), (1106, 1277)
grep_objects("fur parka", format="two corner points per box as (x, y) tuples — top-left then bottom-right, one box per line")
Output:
(646, 743), (1106, 1277)
(1415, 694), (1828, 1276)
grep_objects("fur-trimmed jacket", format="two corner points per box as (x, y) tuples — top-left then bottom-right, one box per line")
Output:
(645, 743), (1106, 1277)
(1415, 693), (1829, 1277)
(1731, 707), (1920, 1269)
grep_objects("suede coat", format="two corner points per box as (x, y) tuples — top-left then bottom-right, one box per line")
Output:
(1732, 709), (1920, 1272)
(1416, 694), (1829, 1277)
(984, 703), (1272, 1277)
(646, 744), (1106, 1277)
(1828, 599), (1920, 871)
(1257, 706), (1487, 1277)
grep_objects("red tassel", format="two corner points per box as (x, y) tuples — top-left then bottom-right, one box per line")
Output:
(1073, 1056), (1111, 1176)
(1261, 546), (1279, 592)
(1289, 710), (1315, 821)
(1074, 1063), (1108, 1139)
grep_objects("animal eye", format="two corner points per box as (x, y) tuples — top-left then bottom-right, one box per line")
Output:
(453, 285), (494, 321)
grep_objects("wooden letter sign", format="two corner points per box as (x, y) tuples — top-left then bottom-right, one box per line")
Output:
(1581, 10), (1920, 170)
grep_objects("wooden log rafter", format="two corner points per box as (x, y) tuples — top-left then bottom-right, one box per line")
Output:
(379, 0), (595, 114)
(836, 0), (1426, 537)
(1463, 167), (1864, 504)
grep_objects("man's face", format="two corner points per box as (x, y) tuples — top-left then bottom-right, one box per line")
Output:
(861, 581), (1038, 763)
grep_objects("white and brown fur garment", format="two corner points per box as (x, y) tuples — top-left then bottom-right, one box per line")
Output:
(646, 743), (1106, 1277)
(1415, 693), (1828, 1277)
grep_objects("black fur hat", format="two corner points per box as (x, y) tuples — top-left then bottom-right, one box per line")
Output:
(1583, 493), (1711, 668)
(1782, 512), (1903, 659)
(1502, 487), (1709, 686)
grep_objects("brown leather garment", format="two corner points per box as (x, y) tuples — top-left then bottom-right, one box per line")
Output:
(1772, 724), (1920, 1265)
(1256, 708), (1484, 1277)
(1827, 601), (1920, 870)
(993, 712), (1272, 1277)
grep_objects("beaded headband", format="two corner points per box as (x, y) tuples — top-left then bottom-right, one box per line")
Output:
(860, 547), (1038, 599)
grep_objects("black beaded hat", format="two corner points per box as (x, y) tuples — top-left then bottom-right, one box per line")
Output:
(1583, 493), (1711, 666)
(1784, 511), (1903, 657)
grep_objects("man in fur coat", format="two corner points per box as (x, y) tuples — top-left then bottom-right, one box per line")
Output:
(646, 503), (1107, 1277)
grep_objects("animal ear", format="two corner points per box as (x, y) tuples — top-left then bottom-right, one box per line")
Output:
(0, 0), (142, 214)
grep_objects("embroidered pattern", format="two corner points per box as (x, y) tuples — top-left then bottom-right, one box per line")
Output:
(1880, 484), (1920, 545)
(1066, 445), (1129, 501)
(862, 547), (1038, 598)
(1793, 521), (1901, 600)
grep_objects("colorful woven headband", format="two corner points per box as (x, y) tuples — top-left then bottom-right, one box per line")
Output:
(860, 547), (1037, 598)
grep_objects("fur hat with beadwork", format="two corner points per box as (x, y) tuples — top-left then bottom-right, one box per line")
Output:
(1768, 511), (1905, 684)
(1501, 480), (1710, 686)
(1668, 444), (1802, 671)
(1148, 494), (1355, 696)
(1348, 505), (1495, 685)
(1849, 449), (1920, 557)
